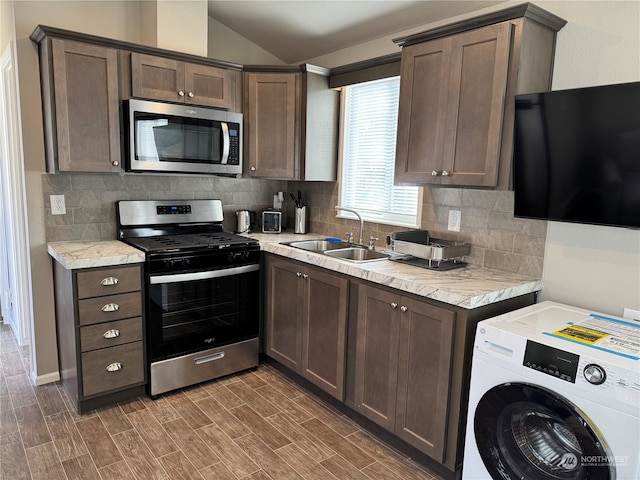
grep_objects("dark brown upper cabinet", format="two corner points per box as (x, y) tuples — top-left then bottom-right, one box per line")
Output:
(37, 37), (121, 173)
(129, 53), (237, 110)
(394, 3), (566, 189)
(243, 65), (339, 181)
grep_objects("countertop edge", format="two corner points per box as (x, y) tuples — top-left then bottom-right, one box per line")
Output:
(249, 233), (542, 310)
(48, 240), (145, 270)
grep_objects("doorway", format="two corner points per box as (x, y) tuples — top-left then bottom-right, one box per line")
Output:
(0, 42), (33, 353)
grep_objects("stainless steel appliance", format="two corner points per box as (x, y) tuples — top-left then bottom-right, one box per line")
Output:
(125, 99), (242, 176)
(235, 210), (256, 234)
(387, 230), (469, 270)
(262, 210), (281, 233)
(117, 199), (259, 397)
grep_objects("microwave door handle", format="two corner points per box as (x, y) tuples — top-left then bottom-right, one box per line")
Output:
(221, 122), (230, 164)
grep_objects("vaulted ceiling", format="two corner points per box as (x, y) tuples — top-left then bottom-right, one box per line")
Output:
(207, 1), (508, 63)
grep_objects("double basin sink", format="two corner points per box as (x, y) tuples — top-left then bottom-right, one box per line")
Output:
(282, 239), (391, 263)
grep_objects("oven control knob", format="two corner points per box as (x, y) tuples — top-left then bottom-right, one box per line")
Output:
(165, 257), (190, 269)
(584, 364), (606, 385)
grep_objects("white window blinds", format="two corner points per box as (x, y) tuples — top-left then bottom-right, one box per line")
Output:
(340, 77), (420, 227)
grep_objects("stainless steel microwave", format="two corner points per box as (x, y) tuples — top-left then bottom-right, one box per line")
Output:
(125, 99), (242, 176)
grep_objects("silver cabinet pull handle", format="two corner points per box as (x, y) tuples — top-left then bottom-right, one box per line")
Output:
(390, 302), (398, 309)
(302, 274), (309, 279)
(101, 303), (119, 312)
(188, 92), (194, 98)
(100, 277), (119, 286)
(103, 329), (120, 339)
(178, 90), (185, 97)
(431, 170), (439, 176)
(296, 272), (302, 277)
(442, 170), (450, 176)
(106, 362), (122, 372)
(400, 305), (408, 312)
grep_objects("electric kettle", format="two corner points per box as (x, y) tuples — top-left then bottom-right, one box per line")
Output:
(235, 210), (256, 233)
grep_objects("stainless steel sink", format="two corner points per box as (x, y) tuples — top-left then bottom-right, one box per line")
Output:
(283, 240), (346, 252)
(281, 240), (391, 263)
(323, 247), (390, 262)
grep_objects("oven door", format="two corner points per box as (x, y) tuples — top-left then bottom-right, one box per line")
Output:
(147, 264), (259, 361)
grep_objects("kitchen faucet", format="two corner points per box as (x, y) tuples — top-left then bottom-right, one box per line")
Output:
(335, 206), (363, 245)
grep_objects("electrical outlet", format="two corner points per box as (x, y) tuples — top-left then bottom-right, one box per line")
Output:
(50, 194), (66, 215)
(448, 210), (461, 232)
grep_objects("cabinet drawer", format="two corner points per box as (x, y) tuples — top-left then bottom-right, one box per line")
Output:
(80, 317), (143, 352)
(78, 292), (142, 326)
(77, 266), (141, 299)
(82, 342), (144, 397)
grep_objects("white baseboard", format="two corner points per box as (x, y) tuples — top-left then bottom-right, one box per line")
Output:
(31, 369), (60, 386)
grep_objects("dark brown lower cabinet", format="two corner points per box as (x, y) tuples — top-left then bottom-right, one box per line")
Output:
(53, 262), (146, 413)
(354, 284), (454, 461)
(264, 253), (536, 475)
(264, 255), (348, 400)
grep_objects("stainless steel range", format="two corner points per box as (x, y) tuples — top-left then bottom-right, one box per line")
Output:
(117, 199), (260, 397)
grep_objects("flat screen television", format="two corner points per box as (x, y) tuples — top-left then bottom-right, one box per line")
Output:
(513, 81), (640, 229)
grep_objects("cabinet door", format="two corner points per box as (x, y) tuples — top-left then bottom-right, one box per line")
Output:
(264, 257), (303, 371)
(441, 22), (511, 186)
(395, 297), (455, 461)
(354, 285), (401, 430)
(395, 37), (452, 185)
(184, 63), (233, 109)
(51, 39), (120, 172)
(131, 53), (185, 103)
(301, 266), (348, 400)
(244, 72), (299, 179)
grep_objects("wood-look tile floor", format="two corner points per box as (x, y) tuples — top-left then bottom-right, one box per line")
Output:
(0, 324), (441, 480)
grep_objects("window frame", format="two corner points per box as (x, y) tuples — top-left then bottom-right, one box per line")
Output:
(337, 77), (422, 229)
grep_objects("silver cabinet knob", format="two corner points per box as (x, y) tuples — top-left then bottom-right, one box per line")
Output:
(250, 166), (256, 171)
(442, 170), (450, 176)
(106, 362), (122, 372)
(390, 302), (398, 309)
(101, 303), (120, 312)
(178, 90), (185, 97)
(302, 274), (309, 279)
(400, 305), (408, 312)
(431, 170), (439, 176)
(100, 277), (119, 286)
(112, 160), (119, 166)
(296, 272), (302, 277)
(188, 92), (194, 98)
(103, 329), (120, 339)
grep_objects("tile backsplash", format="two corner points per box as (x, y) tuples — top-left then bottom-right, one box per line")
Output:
(43, 174), (546, 278)
(289, 181), (547, 278)
(42, 174), (285, 241)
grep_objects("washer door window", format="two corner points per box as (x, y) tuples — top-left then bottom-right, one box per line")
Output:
(474, 383), (614, 480)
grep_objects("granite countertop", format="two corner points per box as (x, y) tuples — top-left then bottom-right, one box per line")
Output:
(48, 233), (542, 309)
(245, 232), (542, 310)
(48, 240), (145, 269)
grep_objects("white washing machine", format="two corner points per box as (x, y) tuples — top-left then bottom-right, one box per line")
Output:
(462, 301), (640, 480)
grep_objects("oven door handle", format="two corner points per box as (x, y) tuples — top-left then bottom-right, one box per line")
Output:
(149, 264), (259, 284)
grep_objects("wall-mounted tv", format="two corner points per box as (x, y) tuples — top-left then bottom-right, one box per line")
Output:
(513, 81), (640, 229)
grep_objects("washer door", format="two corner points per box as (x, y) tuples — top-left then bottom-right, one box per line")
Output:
(474, 383), (614, 480)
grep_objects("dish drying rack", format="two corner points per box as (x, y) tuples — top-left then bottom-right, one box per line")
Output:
(386, 230), (470, 271)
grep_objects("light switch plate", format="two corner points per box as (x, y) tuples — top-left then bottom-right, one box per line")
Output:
(448, 210), (461, 232)
(50, 194), (66, 215)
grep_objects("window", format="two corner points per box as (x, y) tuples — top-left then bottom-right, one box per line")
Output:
(339, 77), (420, 227)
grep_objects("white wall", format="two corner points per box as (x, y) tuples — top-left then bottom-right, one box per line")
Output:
(537, 0), (640, 316)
